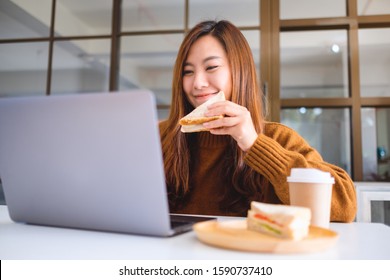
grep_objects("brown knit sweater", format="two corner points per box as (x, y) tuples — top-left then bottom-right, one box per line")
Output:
(159, 121), (357, 222)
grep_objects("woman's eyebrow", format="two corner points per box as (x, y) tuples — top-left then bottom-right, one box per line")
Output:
(184, 56), (222, 67)
(203, 56), (222, 63)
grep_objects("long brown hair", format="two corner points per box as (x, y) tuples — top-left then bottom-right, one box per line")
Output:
(160, 20), (268, 213)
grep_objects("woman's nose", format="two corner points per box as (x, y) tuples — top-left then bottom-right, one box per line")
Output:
(193, 72), (208, 89)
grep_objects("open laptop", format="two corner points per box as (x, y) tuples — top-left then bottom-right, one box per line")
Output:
(0, 90), (214, 237)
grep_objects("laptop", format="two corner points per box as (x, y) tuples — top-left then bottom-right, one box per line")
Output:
(0, 90), (214, 237)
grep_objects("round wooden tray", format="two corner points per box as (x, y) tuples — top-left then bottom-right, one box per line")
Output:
(193, 219), (338, 254)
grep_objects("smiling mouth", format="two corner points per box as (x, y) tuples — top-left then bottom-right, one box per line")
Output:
(195, 92), (218, 99)
(194, 94), (214, 103)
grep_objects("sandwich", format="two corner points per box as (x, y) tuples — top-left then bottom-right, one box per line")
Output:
(179, 91), (225, 133)
(247, 201), (311, 240)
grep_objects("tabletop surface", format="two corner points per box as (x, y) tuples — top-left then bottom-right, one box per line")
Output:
(1, 205), (389, 260)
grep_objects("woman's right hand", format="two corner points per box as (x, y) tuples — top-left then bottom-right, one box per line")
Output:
(203, 100), (258, 151)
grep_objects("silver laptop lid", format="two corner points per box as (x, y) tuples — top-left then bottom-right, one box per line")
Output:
(0, 91), (174, 236)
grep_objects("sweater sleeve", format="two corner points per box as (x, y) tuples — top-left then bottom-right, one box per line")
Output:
(244, 122), (357, 223)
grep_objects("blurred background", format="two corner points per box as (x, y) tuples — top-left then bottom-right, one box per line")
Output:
(0, 1), (389, 220)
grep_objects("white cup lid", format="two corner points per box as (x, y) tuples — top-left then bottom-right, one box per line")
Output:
(287, 168), (335, 184)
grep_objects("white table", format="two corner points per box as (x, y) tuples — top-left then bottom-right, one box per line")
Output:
(1, 205), (389, 260)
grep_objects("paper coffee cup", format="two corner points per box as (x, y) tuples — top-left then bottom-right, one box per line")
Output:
(287, 168), (334, 228)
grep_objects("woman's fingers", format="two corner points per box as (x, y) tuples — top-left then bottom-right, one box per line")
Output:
(203, 101), (258, 151)
(205, 101), (244, 118)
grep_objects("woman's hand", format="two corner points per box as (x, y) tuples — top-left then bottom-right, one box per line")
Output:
(203, 101), (258, 151)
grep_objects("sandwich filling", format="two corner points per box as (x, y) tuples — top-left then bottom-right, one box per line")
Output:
(247, 202), (311, 240)
(179, 115), (222, 126)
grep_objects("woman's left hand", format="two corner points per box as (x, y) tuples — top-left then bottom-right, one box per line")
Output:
(203, 101), (258, 151)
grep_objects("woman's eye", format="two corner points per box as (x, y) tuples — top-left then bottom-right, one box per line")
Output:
(183, 70), (193, 76)
(206, 65), (218, 71)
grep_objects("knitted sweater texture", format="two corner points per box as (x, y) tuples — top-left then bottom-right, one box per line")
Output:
(159, 121), (357, 222)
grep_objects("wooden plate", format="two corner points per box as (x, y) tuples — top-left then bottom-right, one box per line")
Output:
(193, 219), (338, 254)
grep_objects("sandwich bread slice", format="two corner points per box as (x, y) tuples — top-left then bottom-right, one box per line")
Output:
(179, 91), (225, 133)
(247, 201), (311, 240)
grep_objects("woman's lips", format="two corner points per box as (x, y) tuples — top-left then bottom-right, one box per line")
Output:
(194, 92), (218, 103)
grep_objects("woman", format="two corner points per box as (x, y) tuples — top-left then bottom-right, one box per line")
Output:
(159, 20), (356, 221)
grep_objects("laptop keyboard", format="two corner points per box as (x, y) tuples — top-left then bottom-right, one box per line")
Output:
(169, 214), (215, 229)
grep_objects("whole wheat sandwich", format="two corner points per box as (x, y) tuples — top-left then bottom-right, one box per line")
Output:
(247, 201), (311, 241)
(179, 91), (225, 133)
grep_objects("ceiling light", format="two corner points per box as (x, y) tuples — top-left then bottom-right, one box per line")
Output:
(313, 108), (323, 116)
(331, 44), (340, 53)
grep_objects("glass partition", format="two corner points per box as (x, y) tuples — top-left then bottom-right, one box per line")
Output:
(55, 0), (112, 36)
(120, 34), (183, 119)
(280, 30), (349, 98)
(358, 0), (390, 15)
(122, 0), (184, 31)
(0, 0), (51, 39)
(51, 39), (111, 94)
(281, 108), (351, 175)
(281, 0), (345, 19)
(362, 108), (390, 181)
(242, 30), (261, 76)
(189, 0), (259, 27)
(359, 28), (390, 97)
(0, 42), (48, 97)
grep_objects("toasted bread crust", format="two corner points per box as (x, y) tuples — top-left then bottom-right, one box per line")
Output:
(179, 115), (222, 126)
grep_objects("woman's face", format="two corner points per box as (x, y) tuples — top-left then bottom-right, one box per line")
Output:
(182, 35), (232, 108)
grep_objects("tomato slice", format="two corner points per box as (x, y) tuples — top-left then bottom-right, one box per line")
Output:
(254, 213), (283, 227)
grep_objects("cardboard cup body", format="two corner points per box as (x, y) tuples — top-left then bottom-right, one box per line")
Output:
(289, 182), (333, 228)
